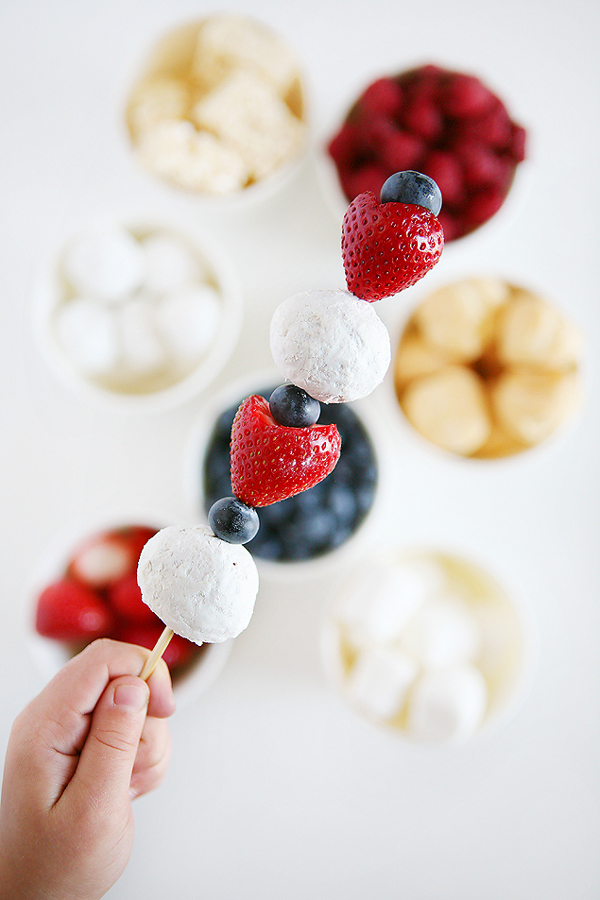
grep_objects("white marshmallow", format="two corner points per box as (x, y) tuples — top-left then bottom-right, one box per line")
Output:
(142, 232), (204, 294)
(270, 289), (391, 403)
(346, 645), (418, 721)
(155, 284), (221, 365)
(116, 296), (167, 375)
(400, 594), (481, 668)
(137, 524), (259, 644)
(340, 559), (443, 646)
(406, 664), (488, 743)
(61, 226), (145, 302)
(54, 297), (120, 377)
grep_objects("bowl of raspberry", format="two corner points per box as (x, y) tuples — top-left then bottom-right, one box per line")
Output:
(28, 516), (232, 706)
(324, 64), (527, 242)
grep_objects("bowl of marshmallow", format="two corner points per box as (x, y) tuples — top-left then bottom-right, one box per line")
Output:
(33, 217), (242, 413)
(321, 548), (536, 745)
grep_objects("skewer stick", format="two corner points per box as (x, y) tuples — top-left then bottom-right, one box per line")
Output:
(140, 625), (174, 681)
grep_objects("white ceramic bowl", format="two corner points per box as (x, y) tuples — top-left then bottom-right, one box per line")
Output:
(321, 547), (538, 745)
(123, 15), (312, 210)
(32, 215), (242, 414)
(26, 511), (233, 709)
(383, 273), (585, 463)
(184, 368), (393, 583)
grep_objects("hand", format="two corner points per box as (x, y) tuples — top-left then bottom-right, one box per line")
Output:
(0, 638), (175, 900)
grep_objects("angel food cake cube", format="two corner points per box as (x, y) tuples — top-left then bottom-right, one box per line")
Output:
(126, 14), (307, 195)
(191, 13), (301, 98)
(191, 70), (305, 181)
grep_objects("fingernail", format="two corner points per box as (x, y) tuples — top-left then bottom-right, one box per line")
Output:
(114, 681), (149, 712)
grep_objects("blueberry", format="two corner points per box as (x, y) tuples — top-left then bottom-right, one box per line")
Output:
(380, 170), (442, 216)
(208, 497), (260, 544)
(269, 384), (320, 427)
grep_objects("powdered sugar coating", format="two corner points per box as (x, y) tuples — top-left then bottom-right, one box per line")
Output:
(137, 524), (259, 643)
(270, 289), (391, 403)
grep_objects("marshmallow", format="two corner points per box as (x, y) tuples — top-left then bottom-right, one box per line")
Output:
(270, 289), (391, 403)
(54, 297), (120, 377)
(137, 524), (259, 644)
(116, 296), (167, 375)
(155, 284), (221, 364)
(340, 559), (444, 646)
(346, 645), (418, 721)
(406, 664), (488, 743)
(61, 226), (145, 302)
(399, 595), (481, 668)
(142, 232), (204, 294)
(401, 365), (491, 455)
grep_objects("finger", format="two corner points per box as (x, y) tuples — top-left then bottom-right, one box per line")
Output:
(67, 675), (149, 810)
(129, 716), (172, 800)
(28, 639), (175, 756)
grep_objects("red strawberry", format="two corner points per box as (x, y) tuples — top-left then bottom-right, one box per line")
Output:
(342, 191), (444, 301)
(36, 578), (113, 641)
(230, 395), (341, 507)
(67, 525), (157, 588)
(107, 572), (157, 624)
(114, 621), (199, 672)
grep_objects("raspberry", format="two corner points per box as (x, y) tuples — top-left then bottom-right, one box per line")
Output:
(401, 96), (443, 141)
(327, 64), (527, 240)
(441, 73), (496, 118)
(421, 150), (463, 206)
(358, 77), (403, 118)
(381, 129), (424, 172)
(458, 142), (509, 189)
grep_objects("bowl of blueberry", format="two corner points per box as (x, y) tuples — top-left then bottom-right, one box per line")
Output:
(186, 373), (385, 579)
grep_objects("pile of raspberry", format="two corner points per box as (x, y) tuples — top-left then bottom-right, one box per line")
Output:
(327, 64), (526, 241)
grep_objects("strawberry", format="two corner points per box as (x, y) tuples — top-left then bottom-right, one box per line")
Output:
(342, 190), (444, 301)
(67, 525), (157, 588)
(114, 621), (199, 672)
(230, 395), (341, 507)
(35, 578), (113, 641)
(107, 571), (157, 624)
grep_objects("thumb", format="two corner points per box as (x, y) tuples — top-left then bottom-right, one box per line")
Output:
(71, 675), (150, 805)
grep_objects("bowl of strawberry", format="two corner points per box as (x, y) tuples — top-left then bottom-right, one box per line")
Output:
(325, 64), (527, 241)
(30, 521), (232, 701)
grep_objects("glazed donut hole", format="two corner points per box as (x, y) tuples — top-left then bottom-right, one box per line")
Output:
(393, 277), (584, 459)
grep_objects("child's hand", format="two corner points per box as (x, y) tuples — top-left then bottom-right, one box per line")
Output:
(0, 638), (175, 900)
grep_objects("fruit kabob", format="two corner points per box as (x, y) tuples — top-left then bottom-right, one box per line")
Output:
(137, 170), (444, 680)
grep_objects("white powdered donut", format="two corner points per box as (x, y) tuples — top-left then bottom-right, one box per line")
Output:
(137, 524), (259, 644)
(270, 289), (391, 403)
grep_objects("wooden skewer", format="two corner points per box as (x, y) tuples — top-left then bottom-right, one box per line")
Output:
(139, 625), (174, 681)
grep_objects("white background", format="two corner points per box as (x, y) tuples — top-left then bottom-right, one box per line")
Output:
(1, 1), (599, 898)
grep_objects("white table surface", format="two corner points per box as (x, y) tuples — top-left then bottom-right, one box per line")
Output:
(1, 1), (599, 898)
